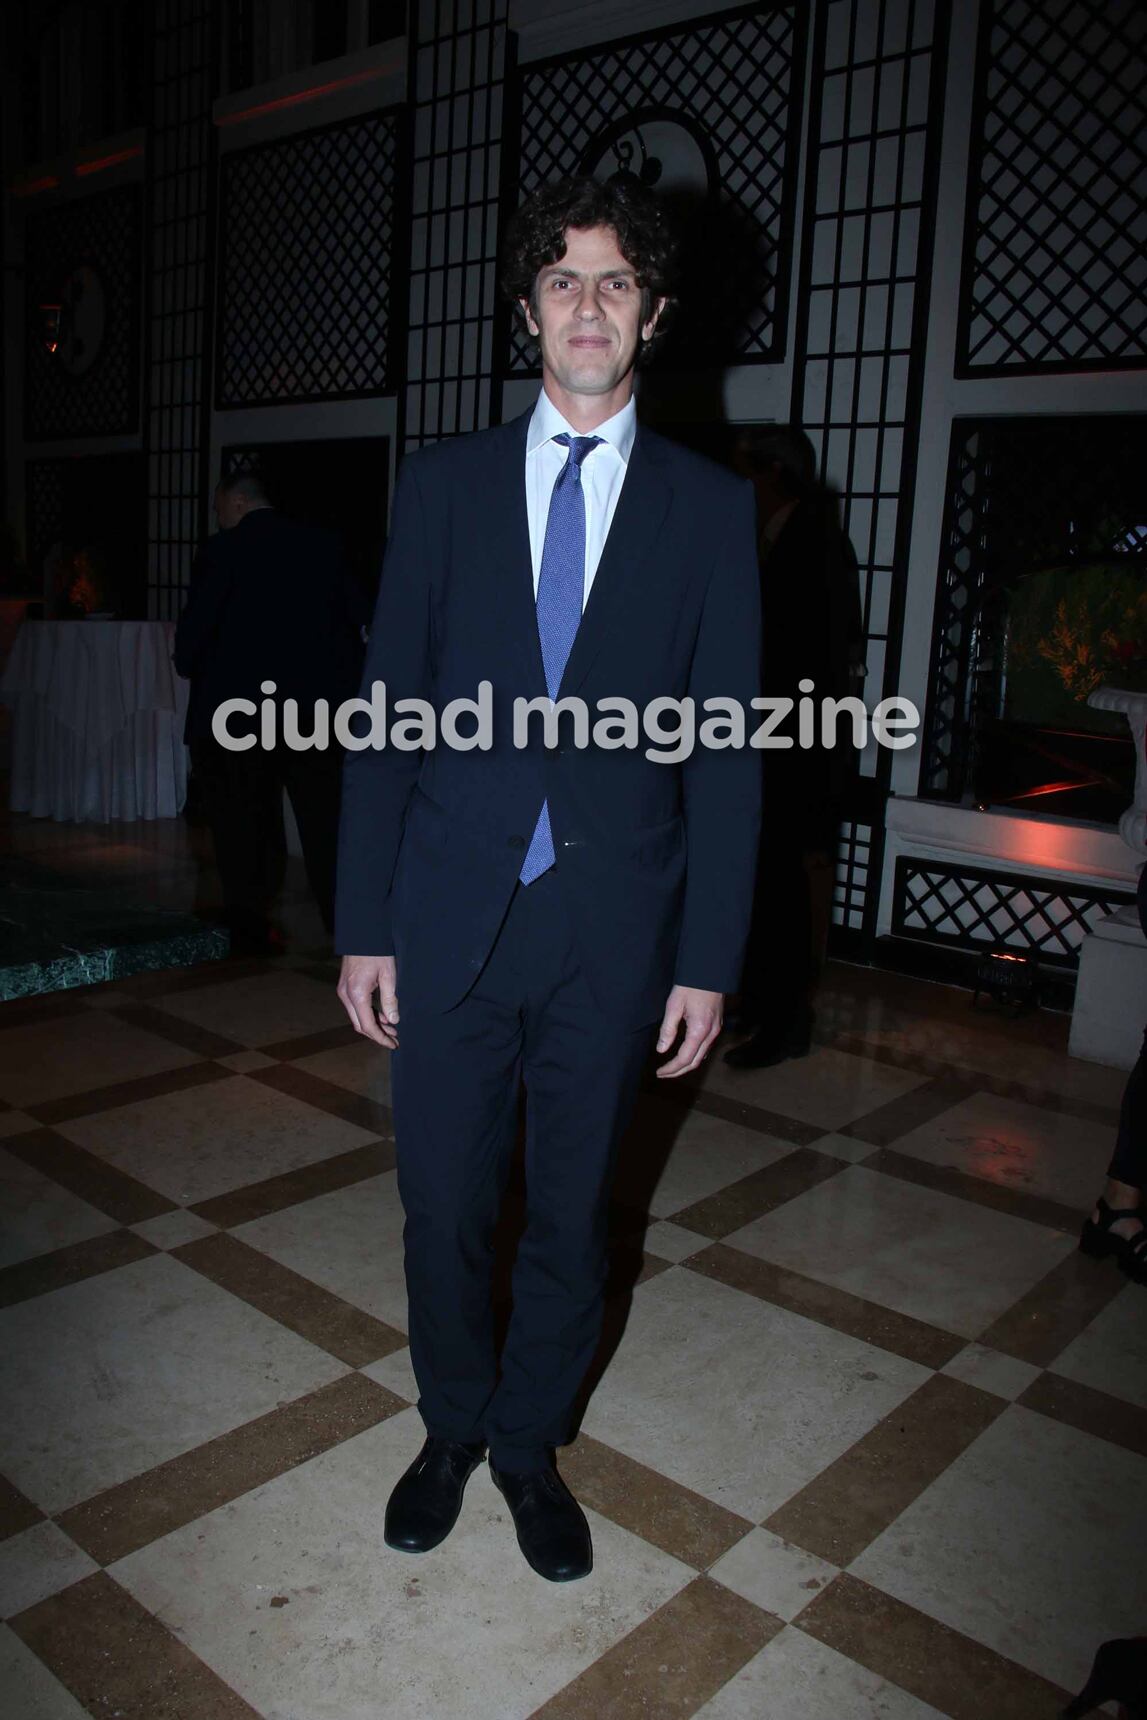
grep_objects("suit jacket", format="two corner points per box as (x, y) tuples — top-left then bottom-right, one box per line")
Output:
(335, 409), (762, 1027)
(173, 510), (366, 745)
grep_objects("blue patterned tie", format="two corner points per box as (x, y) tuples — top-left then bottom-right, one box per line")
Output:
(519, 433), (602, 885)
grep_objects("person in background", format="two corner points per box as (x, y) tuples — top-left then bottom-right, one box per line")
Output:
(1080, 861), (1147, 1286)
(174, 469), (366, 955)
(725, 426), (862, 1070)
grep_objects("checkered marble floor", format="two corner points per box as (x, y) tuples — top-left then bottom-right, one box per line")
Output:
(1, 948), (1144, 1719)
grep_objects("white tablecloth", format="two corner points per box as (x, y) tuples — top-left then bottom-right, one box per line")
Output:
(0, 620), (188, 822)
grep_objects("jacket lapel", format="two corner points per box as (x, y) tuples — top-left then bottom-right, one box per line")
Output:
(483, 411), (547, 697)
(560, 425), (673, 697)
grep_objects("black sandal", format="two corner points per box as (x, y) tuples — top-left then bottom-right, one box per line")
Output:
(1080, 1197), (1147, 1285)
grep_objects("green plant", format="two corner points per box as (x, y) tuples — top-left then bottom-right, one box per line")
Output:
(1005, 562), (1147, 731)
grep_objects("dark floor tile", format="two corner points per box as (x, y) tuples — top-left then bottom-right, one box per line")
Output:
(979, 1250), (1129, 1367)
(173, 1232), (406, 1367)
(559, 1435), (753, 1570)
(670, 1148), (844, 1239)
(247, 1063), (392, 1136)
(765, 1374), (1004, 1565)
(797, 1572), (1072, 1719)
(10, 1570), (263, 1718)
(529, 1576), (780, 1719)
(687, 1243), (964, 1369)
(59, 1372), (404, 1564)
(29, 1059), (232, 1126)
(0, 1227), (157, 1309)
(189, 1141), (395, 1229)
(2, 1129), (176, 1224)
(1020, 1370), (1147, 1459)
(869, 1147), (1084, 1233)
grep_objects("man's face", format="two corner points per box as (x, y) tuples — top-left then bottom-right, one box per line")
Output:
(522, 224), (664, 405)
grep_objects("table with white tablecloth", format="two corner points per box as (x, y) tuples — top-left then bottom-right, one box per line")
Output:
(0, 620), (188, 822)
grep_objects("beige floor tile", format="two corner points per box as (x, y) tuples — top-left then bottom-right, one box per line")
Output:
(360, 1345), (418, 1403)
(694, 1625), (946, 1719)
(1051, 1284), (1147, 1410)
(0, 1153), (118, 1268)
(215, 1050), (277, 1073)
(0, 1522), (97, 1619)
(0, 1253), (345, 1513)
(127, 1210), (220, 1250)
(292, 1039), (393, 1107)
(0, 1013), (198, 1109)
(231, 1172), (409, 1331)
(723, 1166), (1075, 1338)
(57, 1077), (376, 1206)
(702, 1045), (928, 1130)
(817, 970), (1125, 1096)
(810, 1131), (877, 1163)
(708, 1528), (837, 1621)
(851, 1405), (1147, 1694)
(580, 1268), (929, 1521)
(618, 1097), (794, 1221)
(152, 970), (347, 1049)
(0, 1625), (92, 1719)
(0, 1111), (38, 1138)
(889, 1091), (1113, 1211)
(939, 1344), (1043, 1401)
(643, 1220), (710, 1261)
(112, 1407), (693, 1720)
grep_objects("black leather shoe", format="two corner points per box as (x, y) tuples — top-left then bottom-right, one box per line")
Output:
(384, 1436), (485, 1553)
(724, 1017), (813, 1069)
(490, 1461), (593, 1582)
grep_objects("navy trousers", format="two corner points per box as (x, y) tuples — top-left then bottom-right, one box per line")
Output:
(391, 871), (656, 1472)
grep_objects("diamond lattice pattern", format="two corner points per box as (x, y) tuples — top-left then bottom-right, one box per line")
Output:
(961, 0), (1147, 371)
(217, 114), (398, 405)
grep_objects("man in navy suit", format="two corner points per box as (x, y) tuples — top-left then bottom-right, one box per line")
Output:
(336, 177), (760, 1581)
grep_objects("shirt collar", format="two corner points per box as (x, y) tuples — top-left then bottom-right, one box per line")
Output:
(527, 388), (637, 465)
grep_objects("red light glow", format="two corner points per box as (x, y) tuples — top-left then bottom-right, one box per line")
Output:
(76, 145), (144, 177)
(216, 65), (385, 126)
(13, 175), (61, 197)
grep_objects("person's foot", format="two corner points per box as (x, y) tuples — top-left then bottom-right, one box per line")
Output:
(384, 1436), (486, 1553)
(1080, 1195), (1147, 1285)
(489, 1460), (593, 1582)
(724, 1015), (812, 1069)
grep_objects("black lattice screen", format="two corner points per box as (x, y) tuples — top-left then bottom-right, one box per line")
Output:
(508, 2), (803, 373)
(892, 856), (1133, 966)
(25, 460), (66, 588)
(216, 112), (400, 407)
(957, 0), (1147, 375)
(402, 0), (511, 448)
(789, 0), (951, 949)
(834, 819), (873, 933)
(23, 185), (142, 441)
(145, 0), (218, 622)
(921, 414), (1147, 801)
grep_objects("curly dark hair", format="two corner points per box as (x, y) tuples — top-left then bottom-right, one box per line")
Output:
(500, 175), (678, 363)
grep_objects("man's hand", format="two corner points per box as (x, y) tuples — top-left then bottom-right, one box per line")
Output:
(655, 985), (723, 1078)
(338, 955), (399, 1049)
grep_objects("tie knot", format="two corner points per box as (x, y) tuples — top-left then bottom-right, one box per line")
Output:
(553, 433), (603, 475)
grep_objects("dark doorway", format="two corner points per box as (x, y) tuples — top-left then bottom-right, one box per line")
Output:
(220, 437), (390, 607)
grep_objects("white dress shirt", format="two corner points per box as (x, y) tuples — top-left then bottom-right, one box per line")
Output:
(525, 389), (636, 608)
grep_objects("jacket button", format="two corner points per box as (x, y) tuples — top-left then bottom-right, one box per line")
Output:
(508, 835), (525, 849)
